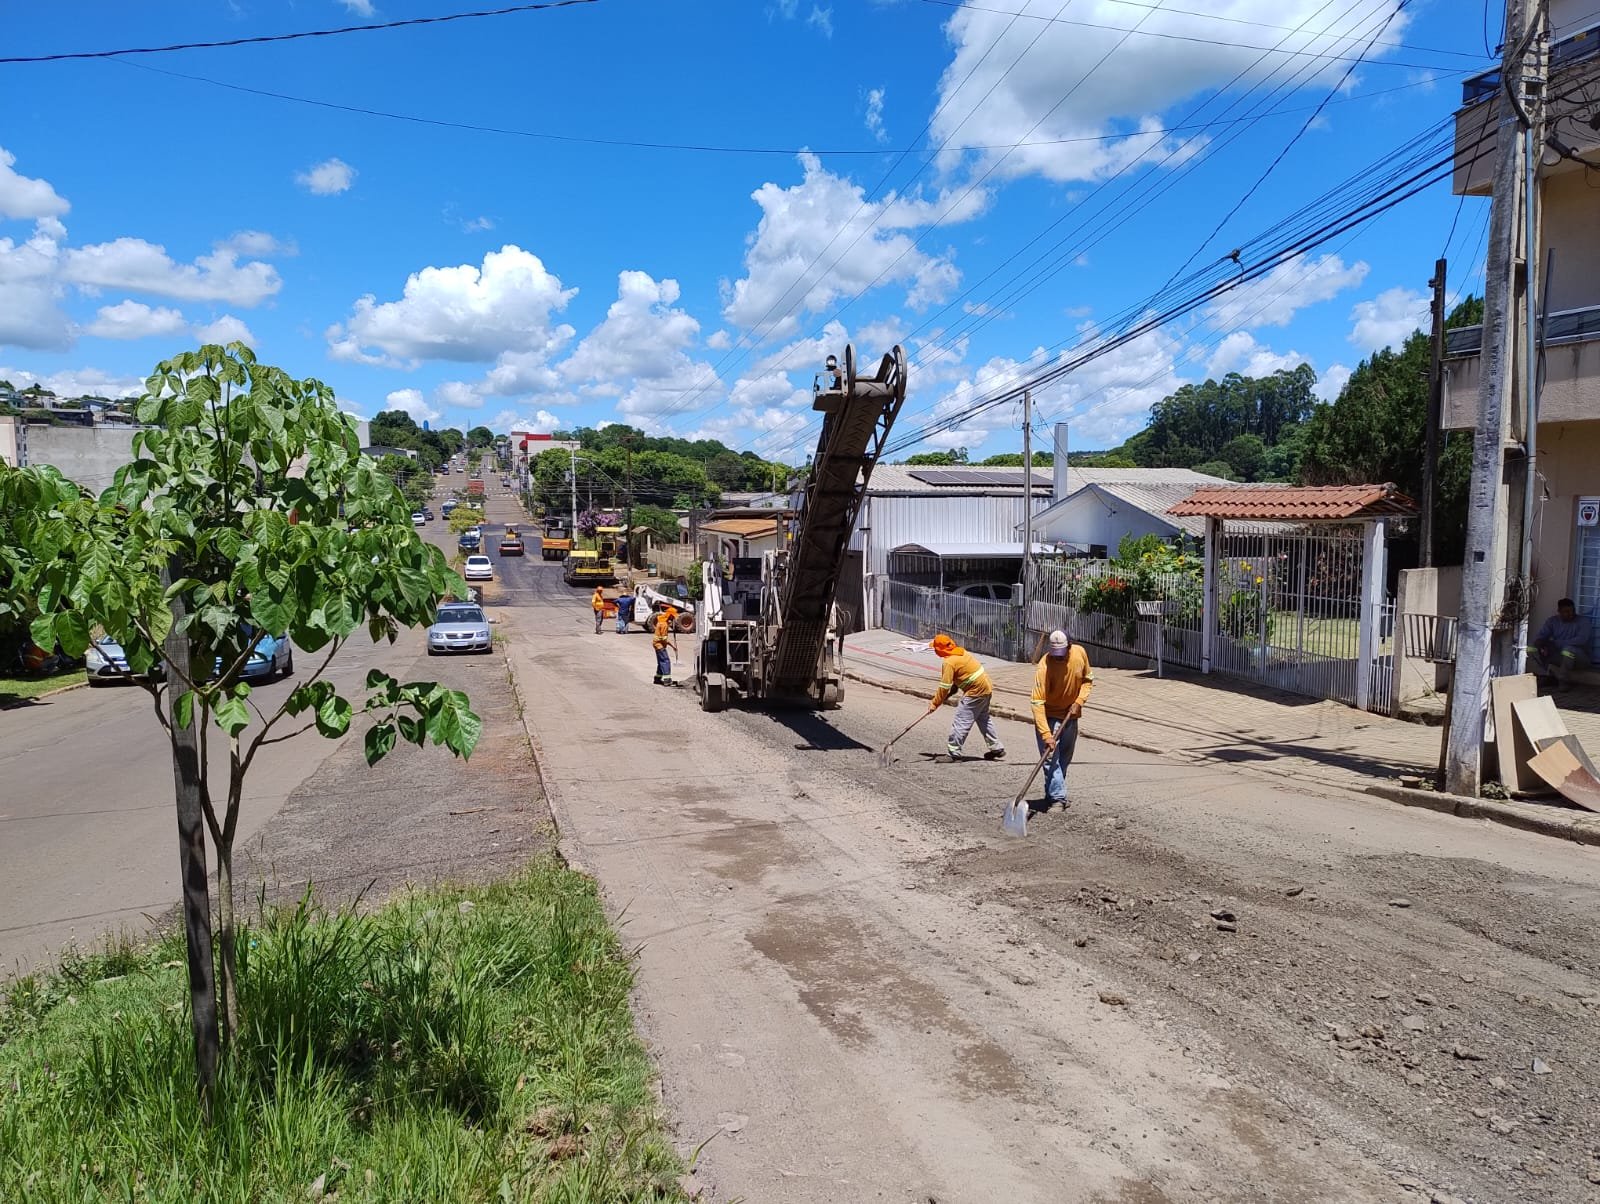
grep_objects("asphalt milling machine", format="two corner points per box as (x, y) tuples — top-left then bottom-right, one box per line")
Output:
(694, 344), (906, 712)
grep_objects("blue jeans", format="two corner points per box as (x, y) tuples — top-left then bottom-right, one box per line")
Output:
(616, 612), (631, 633)
(1035, 717), (1079, 804)
(655, 647), (671, 680)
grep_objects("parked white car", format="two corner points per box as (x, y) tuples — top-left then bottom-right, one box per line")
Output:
(411, 511), (426, 526)
(463, 554), (494, 581)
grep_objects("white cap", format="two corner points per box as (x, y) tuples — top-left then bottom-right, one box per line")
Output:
(1048, 630), (1069, 656)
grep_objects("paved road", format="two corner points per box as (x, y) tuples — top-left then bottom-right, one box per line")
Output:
(505, 542), (1600, 1204)
(0, 480), (511, 978)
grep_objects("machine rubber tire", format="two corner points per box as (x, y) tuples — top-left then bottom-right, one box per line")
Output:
(283, 647), (294, 677)
(821, 679), (842, 709)
(674, 612), (696, 634)
(700, 680), (726, 712)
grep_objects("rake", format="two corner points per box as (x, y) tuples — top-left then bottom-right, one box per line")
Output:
(877, 708), (935, 768)
(1002, 714), (1072, 837)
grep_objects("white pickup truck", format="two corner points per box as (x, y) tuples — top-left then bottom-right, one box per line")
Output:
(634, 580), (696, 632)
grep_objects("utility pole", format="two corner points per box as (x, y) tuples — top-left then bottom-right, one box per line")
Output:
(1020, 390), (1034, 614)
(624, 438), (636, 569)
(1445, 0), (1546, 796)
(568, 446), (579, 536)
(1421, 258), (1447, 568)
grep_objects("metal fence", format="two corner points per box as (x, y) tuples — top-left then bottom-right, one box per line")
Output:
(1209, 523), (1392, 713)
(1027, 559), (1205, 669)
(882, 579), (1028, 662)
(877, 525), (1394, 714)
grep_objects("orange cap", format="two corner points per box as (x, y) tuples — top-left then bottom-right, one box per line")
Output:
(931, 634), (956, 656)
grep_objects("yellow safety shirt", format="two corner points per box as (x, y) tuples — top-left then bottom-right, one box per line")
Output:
(1031, 646), (1094, 738)
(930, 649), (992, 708)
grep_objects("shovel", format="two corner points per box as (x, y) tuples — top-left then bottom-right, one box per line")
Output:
(877, 708), (935, 768)
(1003, 715), (1072, 837)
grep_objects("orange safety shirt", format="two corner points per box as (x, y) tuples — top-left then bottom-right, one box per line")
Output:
(1031, 645), (1094, 738)
(930, 648), (993, 708)
(592, 588), (605, 612)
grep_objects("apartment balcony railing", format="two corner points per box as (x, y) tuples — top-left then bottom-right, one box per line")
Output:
(1445, 303), (1600, 358)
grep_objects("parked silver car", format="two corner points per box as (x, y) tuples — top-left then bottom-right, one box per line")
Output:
(427, 603), (492, 655)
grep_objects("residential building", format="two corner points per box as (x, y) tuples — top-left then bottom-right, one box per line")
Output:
(697, 515), (787, 564)
(1021, 468), (1227, 555)
(1444, 3), (1600, 653)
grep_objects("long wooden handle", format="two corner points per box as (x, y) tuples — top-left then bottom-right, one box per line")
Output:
(1013, 715), (1072, 805)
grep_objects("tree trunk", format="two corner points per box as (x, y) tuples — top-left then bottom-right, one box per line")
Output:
(163, 604), (222, 1114)
(215, 841), (239, 1044)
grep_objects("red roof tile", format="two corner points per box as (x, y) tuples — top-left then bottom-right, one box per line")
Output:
(1167, 483), (1418, 521)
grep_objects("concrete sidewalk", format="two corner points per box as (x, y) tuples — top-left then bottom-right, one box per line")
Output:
(843, 628), (1600, 846)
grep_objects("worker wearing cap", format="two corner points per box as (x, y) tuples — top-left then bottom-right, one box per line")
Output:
(1032, 629), (1093, 808)
(592, 586), (606, 635)
(652, 608), (676, 685)
(928, 633), (1005, 760)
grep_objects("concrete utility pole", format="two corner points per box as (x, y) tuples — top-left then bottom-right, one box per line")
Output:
(1021, 389), (1034, 609)
(1421, 257), (1447, 568)
(1445, 0), (1547, 796)
(569, 446), (579, 535)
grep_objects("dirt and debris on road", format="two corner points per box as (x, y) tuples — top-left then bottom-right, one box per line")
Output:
(494, 500), (1600, 1203)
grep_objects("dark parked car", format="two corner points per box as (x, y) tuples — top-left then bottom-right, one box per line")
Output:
(458, 531), (481, 552)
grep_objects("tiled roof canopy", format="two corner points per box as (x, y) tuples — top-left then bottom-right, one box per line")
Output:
(1168, 483), (1418, 521)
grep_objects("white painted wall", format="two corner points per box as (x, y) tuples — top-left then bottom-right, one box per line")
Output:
(1032, 488), (1179, 554)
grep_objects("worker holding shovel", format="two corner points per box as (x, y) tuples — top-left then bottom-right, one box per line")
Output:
(928, 633), (1005, 760)
(1031, 630), (1093, 810)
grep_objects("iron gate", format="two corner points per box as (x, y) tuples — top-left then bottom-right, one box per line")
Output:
(1210, 522), (1392, 713)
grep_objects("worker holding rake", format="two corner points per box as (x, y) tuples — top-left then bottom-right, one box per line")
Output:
(928, 633), (1005, 760)
(1032, 630), (1093, 810)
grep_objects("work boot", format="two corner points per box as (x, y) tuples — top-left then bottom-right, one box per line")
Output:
(984, 747), (1007, 761)
(946, 743), (963, 758)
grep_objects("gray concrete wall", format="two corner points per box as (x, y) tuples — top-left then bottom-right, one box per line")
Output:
(3, 419), (140, 493)
(1394, 565), (1462, 711)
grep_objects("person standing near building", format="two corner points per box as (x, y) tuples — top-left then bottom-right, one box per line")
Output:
(614, 590), (636, 634)
(1530, 598), (1593, 691)
(1031, 629), (1093, 810)
(592, 585), (606, 635)
(928, 633), (1005, 760)
(652, 607), (677, 685)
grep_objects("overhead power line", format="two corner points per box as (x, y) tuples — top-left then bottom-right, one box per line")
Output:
(0, 0), (598, 65)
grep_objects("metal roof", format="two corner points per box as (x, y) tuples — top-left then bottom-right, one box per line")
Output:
(699, 517), (785, 536)
(905, 467), (1054, 488)
(1168, 483), (1419, 520)
(867, 465), (1049, 493)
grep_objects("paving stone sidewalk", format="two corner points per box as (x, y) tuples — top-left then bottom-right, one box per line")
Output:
(843, 628), (1600, 846)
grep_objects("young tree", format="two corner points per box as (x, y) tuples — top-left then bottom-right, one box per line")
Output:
(0, 345), (480, 1109)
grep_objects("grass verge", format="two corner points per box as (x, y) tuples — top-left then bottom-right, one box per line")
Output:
(0, 667), (87, 706)
(0, 857), (685, 1202)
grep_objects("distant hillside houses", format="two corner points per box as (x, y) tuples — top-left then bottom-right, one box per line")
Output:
(0, 383), (139, 427)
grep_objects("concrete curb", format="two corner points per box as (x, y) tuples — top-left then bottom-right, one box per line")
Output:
(843, 668), (1600, 848)
(1364, 782), (1600, 848)
(503, 648), (595, 878)
(0, 677), (88, 709)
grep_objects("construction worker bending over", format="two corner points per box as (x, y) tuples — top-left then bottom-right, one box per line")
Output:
(1032, 630), (1093, 809)
(652, 608), (677, 685)
(928, 633), (1005, 760)
(592, 586), (606, 635)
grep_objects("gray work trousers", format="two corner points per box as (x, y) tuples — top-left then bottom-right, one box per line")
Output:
(948, 693), (1003, 753)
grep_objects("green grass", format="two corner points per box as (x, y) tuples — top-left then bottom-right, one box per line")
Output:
(0, 859), (685, 1203)
(0, 667), (87, 705)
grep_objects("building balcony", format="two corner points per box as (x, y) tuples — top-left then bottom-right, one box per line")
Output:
(1454, 18), (1600, 196)
(1442, 304), (1600, 429)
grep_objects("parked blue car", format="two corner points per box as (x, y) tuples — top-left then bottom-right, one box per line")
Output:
(214, 632), (294, 682)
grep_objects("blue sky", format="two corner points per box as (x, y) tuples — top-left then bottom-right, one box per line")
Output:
(0, 0), (1499, 459)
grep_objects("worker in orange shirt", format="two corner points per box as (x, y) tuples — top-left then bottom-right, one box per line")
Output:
(1031, 629), (1093, 809)
(928, 633), (1004, 760)
(592, 585), (606, 635)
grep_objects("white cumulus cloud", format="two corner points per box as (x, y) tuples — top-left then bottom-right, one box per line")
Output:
(195, 314), (256, 346)
(930, 0), (1409, 185)
(296, 157), (356, 196)
(340, 0), (376, 14)
(383, 387), (439, 427)
(1348, 286), (1429, 352)
(0, 146), (69, 220)
(0, 362), (144, 400)
(61, 238), (282, 305)
(85, 300), (188, 340)
(721, 152), (982, 339)
(1205, 331), (1307, 379)
(865, 87), (888, 143)
(327, 245), (577, 364)
(1314, 362), (1351, 401)
(1204, 254), (1369, 331)
(219, 230), (296, 257)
